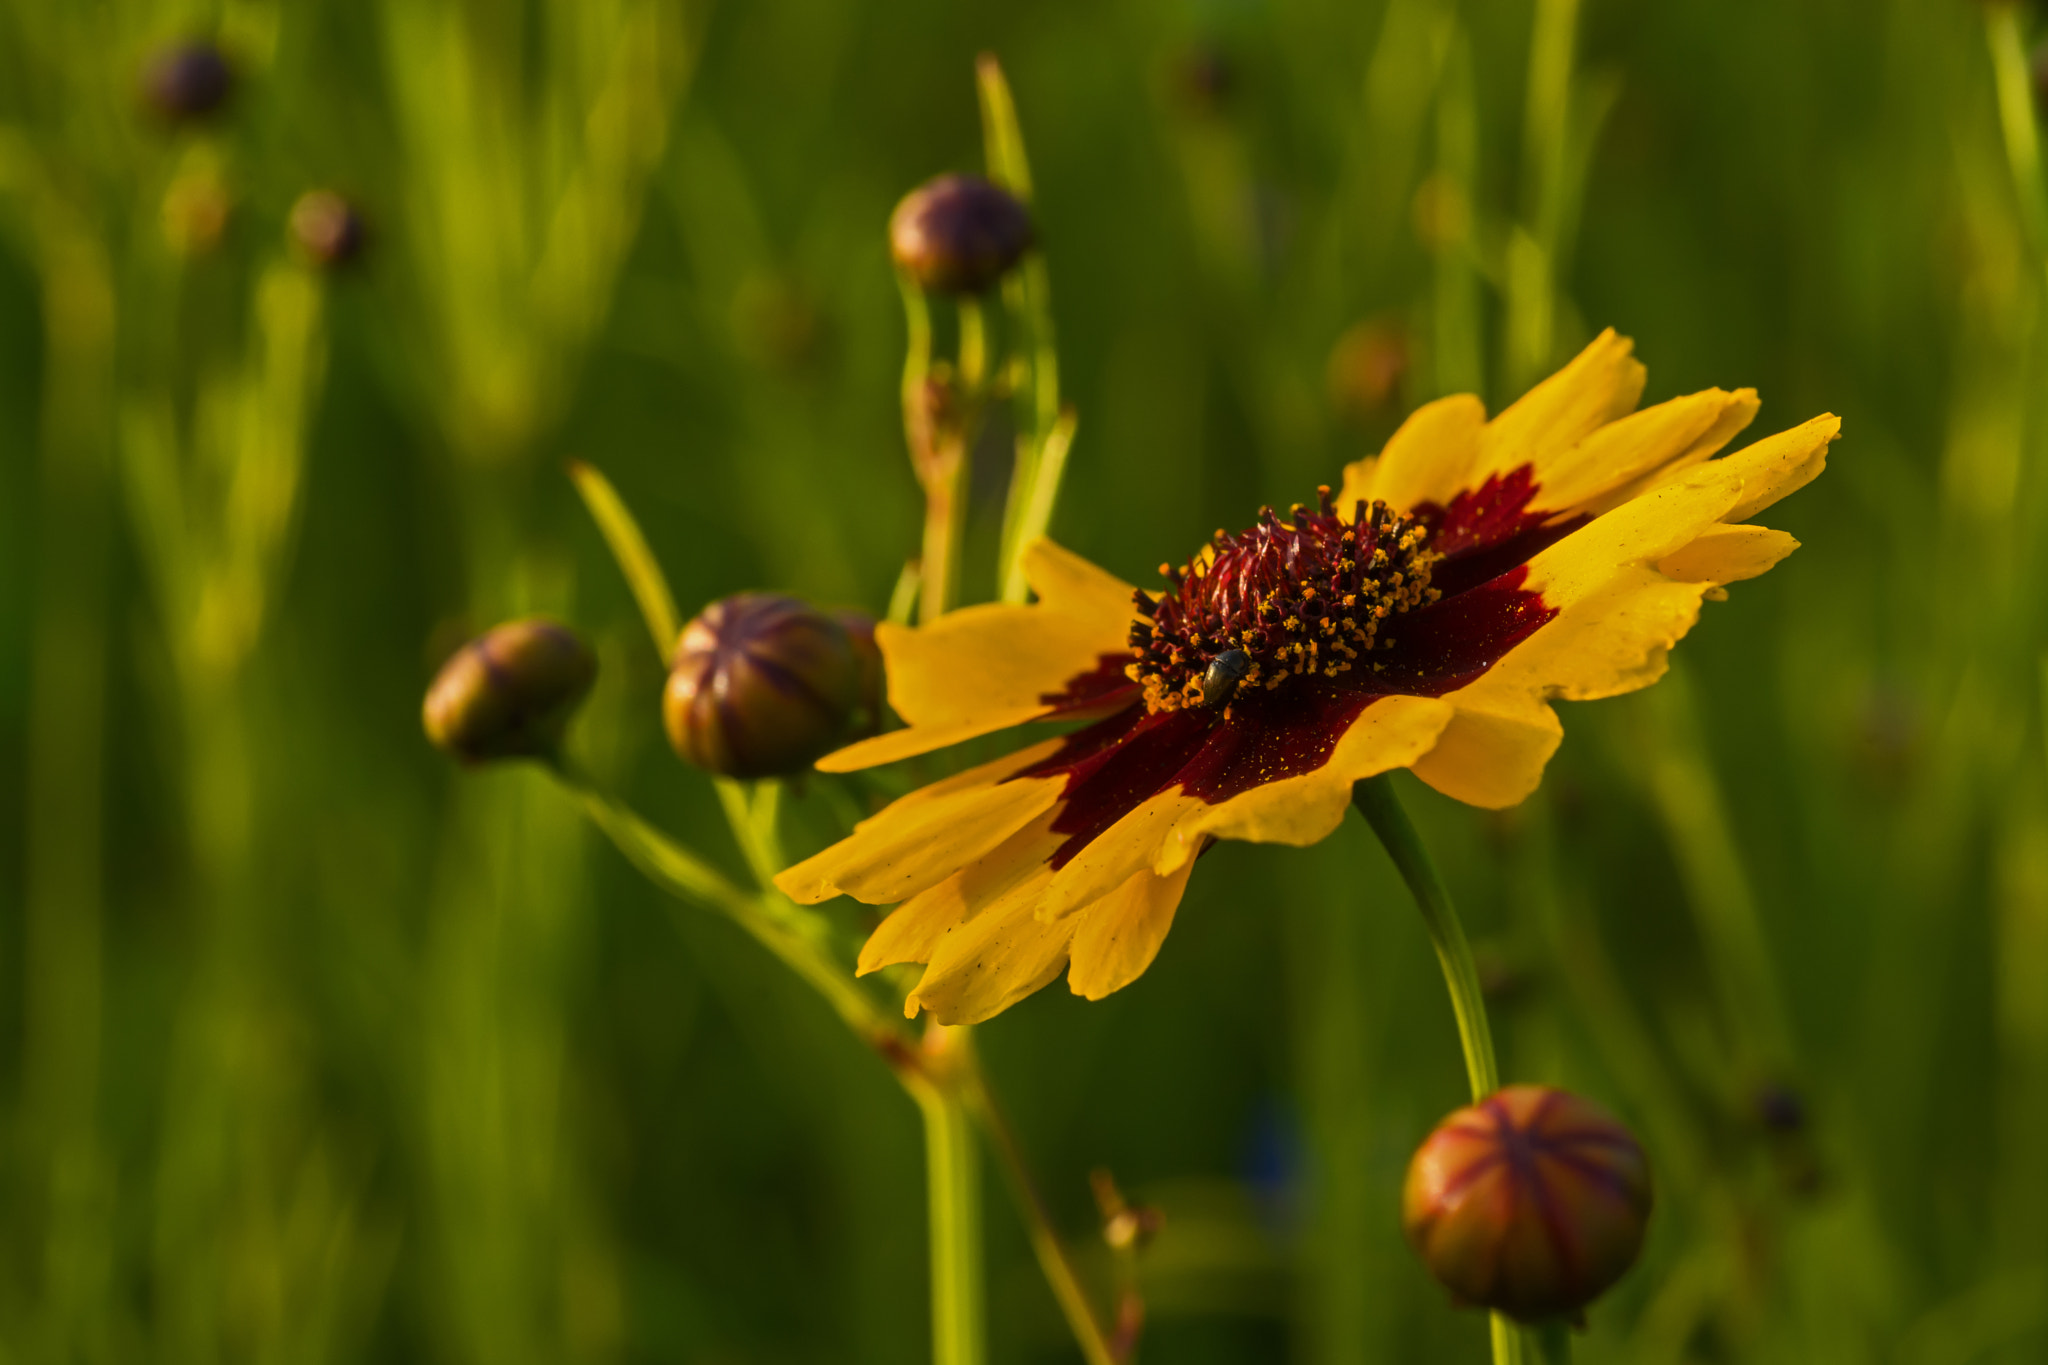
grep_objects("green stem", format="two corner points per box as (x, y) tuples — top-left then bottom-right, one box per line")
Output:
(554, 766), (898, 1045)
(967, 1069), (1118, 1365)
(569, 766), (995, 1364)
(915, 1079), (987, 1365)
(1986, 1), (2048, 279)
(1352, 775), (1499, 1097)
(1533, 1320), (1572, 1364)
(1353, 775), (1520, 1365)
(957, 298), (988, 392)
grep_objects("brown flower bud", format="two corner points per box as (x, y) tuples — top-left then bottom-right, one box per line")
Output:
(889, 174), (1035, 295)
(142, 42), (233, 122)
(663, 594), (865, 779)
(422, 618), (597, 764)
(1403, 1085), (1651, 1324)
(289, 190), (367, 268)
(1327, 318), (1410, 423)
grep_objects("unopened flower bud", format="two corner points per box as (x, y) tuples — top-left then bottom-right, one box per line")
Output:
(663, 593), (865, 779)
(889, 174), (1034, 295)
(142, 42), (233, 122)
(1752, 1083), (1806, 1135)
(289, 190), (366, 268)
(1403, 1085), (1651, 1324)
(423, 618), (597, 764)
(161, 167), (232, 257)
(1327, 318), (1409, 423)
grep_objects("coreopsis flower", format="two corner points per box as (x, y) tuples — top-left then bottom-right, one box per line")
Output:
(776, 332), (1837, 1023)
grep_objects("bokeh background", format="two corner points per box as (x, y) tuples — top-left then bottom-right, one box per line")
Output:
(4, 0), (2048, 1361)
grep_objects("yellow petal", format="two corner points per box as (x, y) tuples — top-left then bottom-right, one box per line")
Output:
(1066, 858), (1198, 1002)
(1037, 694), (1456, 920)
(856, 811), (1066, 973)
(857, 873), (969, 973)
(1153, 693), (1455, 873)
(1411, 414), (1838, 810)
(1038, 790), (1208, 921)
(774, 741), (1065, 905)
(904, 863), (1074, 1025)
(815, 539), (1136, 773)
(1656, 524), (1799, 585)
(1407, 690), (1565, 809)
(820, 715), (1046, 772)
(1339, 394), (1487, 514)
(1473, 329), (1646, 485)
(1531, 388), (1758, 515)
(1019, 537), (1139, 638)
(1524, 415), (1837, 608)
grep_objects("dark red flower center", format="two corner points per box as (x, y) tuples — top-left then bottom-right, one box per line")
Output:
(1127, 487), (1442, 715)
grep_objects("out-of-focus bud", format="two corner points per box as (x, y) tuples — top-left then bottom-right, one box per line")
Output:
(423, 618), (597, 764)
(1752, 1083), (1807, 1135)
(731, 271), (822, 372)
(889, 174), (1035, 295)
(1412, 172), (1471, 253)
(1403, 1085), (1651, 1324)
(1175, 45), (1236, 115)
(663, 593), (864, 779)
(289, 190), (367, 268)
(161, 166), (232, 256)
(1327, 318), (1410, 424)
(142, 42), (233, 122)
(834, 609), (885, 737)
(1090, 1168), (1165, 1254)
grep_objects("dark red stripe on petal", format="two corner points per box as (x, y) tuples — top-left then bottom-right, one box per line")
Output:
(1014, 679), (1377, 868)
(1004, 568), (1558, 869)
(1038, 651), (1144, 715)
(1362, 567), (1557, 696)
(1414, 466), (1545, 557)
(1413, 464), (1589, 599)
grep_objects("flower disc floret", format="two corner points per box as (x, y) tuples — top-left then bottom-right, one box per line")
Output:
(1129, 485), (1441, 714)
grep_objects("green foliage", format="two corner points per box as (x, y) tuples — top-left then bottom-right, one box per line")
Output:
(2, 0), (2046, 1362)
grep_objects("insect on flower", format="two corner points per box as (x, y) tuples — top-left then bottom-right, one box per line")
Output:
(776, 331), (1838, 1024)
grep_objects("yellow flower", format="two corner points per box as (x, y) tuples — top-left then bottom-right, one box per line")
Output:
(776, 332), (1837, 1024)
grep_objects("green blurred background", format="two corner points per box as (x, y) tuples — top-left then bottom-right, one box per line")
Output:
(4, 0), (2048, 1361)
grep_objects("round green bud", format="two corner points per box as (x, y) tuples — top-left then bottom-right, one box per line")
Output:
(1403, 1085), (1651, 1324)
(663, 594), (866, 779)
(422, 618), (597, 764)
(889, 174), (1035, 295)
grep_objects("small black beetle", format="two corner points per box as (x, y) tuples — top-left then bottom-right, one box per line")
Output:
(1200, 649), (1252, 707)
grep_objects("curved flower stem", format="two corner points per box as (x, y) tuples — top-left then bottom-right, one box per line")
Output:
(1353, 775), (1522, 1365)
(966, 1067), (1120, 1365)
(556, 764), (1114, 1365)
(558, 768), (897, 1045)
(1352, 775), (1499, 1096)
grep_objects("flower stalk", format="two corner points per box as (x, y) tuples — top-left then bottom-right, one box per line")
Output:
(1352, 774), (1499, 1097)
(1353, 774), (1522, 1365)
(913, 1047), (987, 1365)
